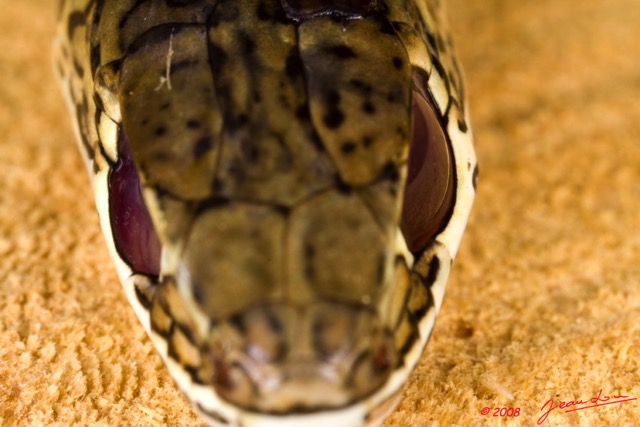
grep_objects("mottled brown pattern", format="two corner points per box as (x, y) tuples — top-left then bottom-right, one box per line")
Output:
(51, 0), (475, 424)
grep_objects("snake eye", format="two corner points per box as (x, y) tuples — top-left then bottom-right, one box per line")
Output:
(108, 129), (161, 276)
(400, 80), (455, 254)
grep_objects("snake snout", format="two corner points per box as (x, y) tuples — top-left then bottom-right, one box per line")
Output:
(204, 303), (396, 413)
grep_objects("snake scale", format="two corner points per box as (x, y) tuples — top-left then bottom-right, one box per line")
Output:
(54, 0), (477, 425)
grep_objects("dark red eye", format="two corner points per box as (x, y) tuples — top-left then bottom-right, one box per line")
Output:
(108, 129), (161, 276)
(400, 80), (455, 254)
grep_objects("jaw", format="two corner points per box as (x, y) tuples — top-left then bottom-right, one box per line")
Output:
(122, 241), (452, 427)
(202, 303), (396, 413)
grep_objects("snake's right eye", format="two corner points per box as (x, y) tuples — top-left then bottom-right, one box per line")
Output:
(108, 128), (161, 276)
(400, 80), (455, 254)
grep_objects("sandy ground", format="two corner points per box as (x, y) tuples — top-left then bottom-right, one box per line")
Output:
(1, 1), (638, 426)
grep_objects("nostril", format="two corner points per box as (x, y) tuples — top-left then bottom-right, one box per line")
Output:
(372, 342), (391, 372)
(209, 346), (232, 389)
(346, 335), (394, 396)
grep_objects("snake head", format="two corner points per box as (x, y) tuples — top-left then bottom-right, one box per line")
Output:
(82, 0), (476, 425)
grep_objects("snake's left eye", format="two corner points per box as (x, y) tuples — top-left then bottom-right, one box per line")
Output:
(108, 129), (161, 276)
(400, 80), (455, 254)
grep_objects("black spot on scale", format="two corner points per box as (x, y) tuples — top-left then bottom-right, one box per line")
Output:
(380, 161), (400, 182)
(212, 178), (225, 193)
(326, 90), (341, 105)
(285, 48), (303, 78)
(133, 281), (155, 311)
(458, 119), (468, 133)
(187, 119), (201, 129)
(150, 309), (171, 339)
(397, 313), (420, 360)
(90, 42), (101, 76)
(334, 175), (354, 194)
(227, 113), (249, 131)
(295, 104), (311, 121)
(184, 365), (207, 386)
(155, 126), (167, 137)
(308, 129), (327, 152)
(66, 11), (86, 46)
(472, 164), (479, 190)
(208, 43), (228, 76)
(323, 109), (345, 129)
(71, 59), (84, 79)
(240, 139), (260, 162)
(75, 94), (95, 160)
(411, 297), (430, 320)
(378, 20), (396, 35)
(324, 44), (357, 59)
(424, 256), (440, 288)
(273, 204), (291, 216)
(228, 314), (248, 334)
(167, 334), (197, 379)
(257, 0), (290, 24)
(362, 101), (376, 115)
(448, 70), (459, 91)
(425, 31), (438, 55)
(239, 32), (256, 55)
(350, 78), (373, 95)
(174, 321), (199, 346)
(256, 1), (271, 20)
(341, 142), (357, 154)
(410, 274), (434, 320)
(193, 136), (213, 158)
(323, 91), (344, 129)
(392, 57), (403, 70)
(207, 2), (239, 27)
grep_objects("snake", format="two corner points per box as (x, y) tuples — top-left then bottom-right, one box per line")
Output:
(54, 1), (477, 426)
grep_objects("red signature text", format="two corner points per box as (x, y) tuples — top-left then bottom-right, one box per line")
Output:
(538, 389), (636, 424)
